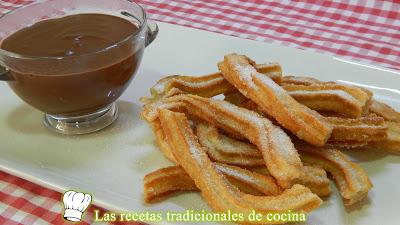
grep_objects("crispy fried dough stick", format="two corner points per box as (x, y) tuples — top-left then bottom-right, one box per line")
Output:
(279, 76), (321, 85)
(196, 122), (330, 197)
(144, 166), (197, 203)
(143, 163), (282, 203)
(327, 115), (387, 143)
(146, 94), (303, 188)
(295, 143), (372, 205)
(327, 121), (399, 151)
(282, 83), (372, 118)
(148, 118), (178, 163)
(224, 94), (387, 146)
(196, 122), (264, 166)
(296, 166), (331, 197)
(249, 166), (331, 197)
(150, 111), (264, 166)
(366, 122), (400, 154)
(142, 63), (282, 102)
(218, 54), (332, 146)
(158, 109), (321, 224)
(369, 100), (400, 122)
(214, 163), (281, 196)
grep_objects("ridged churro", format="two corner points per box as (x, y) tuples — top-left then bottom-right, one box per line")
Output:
(142, 63), (282, 102)
(252, 74), (372, 118)
(151, 94), (304, 188)
(196, 122), (330, 197)
(279, 76), (321, 85)
(295, 143), (372, 205)
(158, 109), (322, 224)
(214, 163), (281, 196)
(143, 163), (282, 203)
(369, 99), (400, 122)
(297, 166), (331, 197)
(224, 95), (387, 146)
(327, 114), (387, 143)
(282, 82), (372, 118)
(196, 122), (264, 166)
(148, 118), (178, 163)
(366, 122), (400, 154)
(249, 166), (331, 197)
(218, 54), (332, 146)
(144, 165), (197, 203)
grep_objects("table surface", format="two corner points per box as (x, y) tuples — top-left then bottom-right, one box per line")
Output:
(1, 0), (399, 224)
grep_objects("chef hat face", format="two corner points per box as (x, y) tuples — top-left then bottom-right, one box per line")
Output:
(63, 190), (92, 222)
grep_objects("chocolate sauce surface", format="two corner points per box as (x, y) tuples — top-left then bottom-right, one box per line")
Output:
(1, 13), (143, 116)
(1, 13), (138, 57)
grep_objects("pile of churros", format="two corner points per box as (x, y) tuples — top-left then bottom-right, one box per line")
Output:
(139, 54), (400, 224)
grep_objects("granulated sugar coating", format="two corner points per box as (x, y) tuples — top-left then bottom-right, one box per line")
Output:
(159, 94), (304, 188)
(219, 54), (333, 147)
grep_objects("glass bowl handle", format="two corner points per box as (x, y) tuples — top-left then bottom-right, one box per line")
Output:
(145, 20), (158, 47)
(0, 66), (12, 81)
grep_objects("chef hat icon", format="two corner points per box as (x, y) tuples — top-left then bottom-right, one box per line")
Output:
(63, 190), (92, 222)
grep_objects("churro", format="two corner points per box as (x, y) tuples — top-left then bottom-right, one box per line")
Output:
(196, 122), (330, 197)
(214, 163), (281, 196)
(272, 75), (373, 118)
(368, 99), (400, 122)
(249, 165), (331, 198)
(366, 122), (400, 154)
(297, 166), (331, 197)
(151, 94), (304, 188)
(196, 122), (264, 166)
(143, 163), (282, 203)
(279, 76), (321, 86)
(218, 54), (332, 146)
(148, 118), (178, 163)
(225, 96), (387, 145)
(158, 109), (322, 224)
(296, 143), (372, 205)
(282, 82), (372, 118)
(327, 114), (387, 143)
(142, 63), (282, 102)
(144, 165), (197, 203)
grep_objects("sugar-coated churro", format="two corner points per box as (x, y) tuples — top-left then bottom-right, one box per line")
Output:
(144, 165), (197, 203)
(214, 163), (282, 196)
(143, 163), (282, 203)
(142, 63), (282, 102)
(282, 82), (372, 118)
(157, 109), (322, 224)
(273, 75), (373, 118)
(366, 122), (400, 154)
(224, 95), (387, 146)
(218, 54), (332, 146)
(152, 94), (304, 188)
(279, 76), (321, 86)
(148, 118), (178, 163)
(196, 122), (264, 166)
(196, 122), (330, 197)
(368, 99), (400, 122)
(249, 165), (331, 197)
(298, 165), (331, 197)
(295, 143), (372, 205)
(327, 114), (387, 143)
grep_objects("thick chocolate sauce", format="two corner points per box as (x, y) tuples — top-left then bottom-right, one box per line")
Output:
(1, 13), (143, 115)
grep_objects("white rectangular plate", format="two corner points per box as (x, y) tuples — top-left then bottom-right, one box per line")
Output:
(1, 22), (400, 225)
